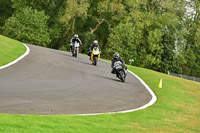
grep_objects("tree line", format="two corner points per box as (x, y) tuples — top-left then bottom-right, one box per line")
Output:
(0, 0), (199, 77)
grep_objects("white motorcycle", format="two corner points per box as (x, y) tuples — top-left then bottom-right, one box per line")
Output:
(71, 41), (80, 58)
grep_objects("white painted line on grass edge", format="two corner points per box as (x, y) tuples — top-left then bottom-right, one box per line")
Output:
(0, 43), (30, 70)
(78, 60), (157, 115)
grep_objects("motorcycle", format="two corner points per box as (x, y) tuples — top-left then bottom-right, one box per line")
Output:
(91, 47), (100, 66)
(72, 41), (80, 58)
(113, 61), (127, 82)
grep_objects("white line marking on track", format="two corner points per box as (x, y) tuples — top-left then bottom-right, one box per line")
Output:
(0, 43), (30, 70)
(77, 60), (157, 115)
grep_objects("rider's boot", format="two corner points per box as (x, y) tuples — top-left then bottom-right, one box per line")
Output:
(111, 69), (115, 74)
(70, 46), (72, 51)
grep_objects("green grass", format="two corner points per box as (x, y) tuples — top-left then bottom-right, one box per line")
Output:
(0, 35), (26, 67)
(0, 36), (200, 132)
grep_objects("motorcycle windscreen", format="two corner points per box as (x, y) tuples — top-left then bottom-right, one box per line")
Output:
(75, 43), (79, 47)
(114, 61), (123, 70)
(92, 48), (100, 55)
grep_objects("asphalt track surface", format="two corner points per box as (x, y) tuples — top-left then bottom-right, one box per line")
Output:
(0, 44), (152, 115)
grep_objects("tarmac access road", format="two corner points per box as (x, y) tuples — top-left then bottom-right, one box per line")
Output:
(0, 44), (152, 115)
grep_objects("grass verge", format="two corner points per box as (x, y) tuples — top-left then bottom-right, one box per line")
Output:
(0, 39), (199, 132)
(0, 35), (26, 67)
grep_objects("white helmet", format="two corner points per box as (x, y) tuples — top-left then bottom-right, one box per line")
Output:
(94, 40), (98, 44)
(74, 34), (78, 38)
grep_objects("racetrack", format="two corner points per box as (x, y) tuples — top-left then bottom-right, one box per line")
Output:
(0, 44), (152, 115)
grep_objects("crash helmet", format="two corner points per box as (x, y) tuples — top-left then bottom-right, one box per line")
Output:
(74, 34), (78, 38)
(114, 52), (120, 59)
(93, 40), (98, 46)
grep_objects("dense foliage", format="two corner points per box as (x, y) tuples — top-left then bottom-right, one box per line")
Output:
(0, 0), (199, 77)
(2, 7), (50, 46)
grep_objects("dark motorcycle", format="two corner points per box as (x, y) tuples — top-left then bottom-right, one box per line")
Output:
(113, 61), (127, 82)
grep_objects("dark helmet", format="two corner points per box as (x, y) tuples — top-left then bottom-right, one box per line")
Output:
(74, 34), (78, 38)
(114, 52), (119, 59)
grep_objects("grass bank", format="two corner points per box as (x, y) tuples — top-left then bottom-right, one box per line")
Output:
(0, 35), (26, 67)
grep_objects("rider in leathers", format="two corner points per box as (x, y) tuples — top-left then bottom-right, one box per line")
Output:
(87, 40), (101, 58)
(111, 52), (127, 74)
(70, 34), (82, 51)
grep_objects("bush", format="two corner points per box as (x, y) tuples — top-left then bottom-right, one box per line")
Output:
(2, 7), (51, 46)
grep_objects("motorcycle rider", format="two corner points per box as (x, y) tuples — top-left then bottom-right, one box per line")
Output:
(111, 52), (127, 74)
(87, 40), (101, 59)
(70, 34), (82, 51)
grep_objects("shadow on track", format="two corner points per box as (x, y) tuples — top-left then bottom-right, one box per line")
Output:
(77, 60), (93, 66)
(91, 73), (122, 83)
(59, 52), (73, 57)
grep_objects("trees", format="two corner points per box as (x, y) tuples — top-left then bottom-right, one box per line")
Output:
(181, 0), (200, 77)
(10, 0), (67, 48)
(1, 0), (199, 77)
(61, 0), (89, 34)
(0, 0), (14, 28)
(105, 1), (181, 73)
(2, 7), (50, 46)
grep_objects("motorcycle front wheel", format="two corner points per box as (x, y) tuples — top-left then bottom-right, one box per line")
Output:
(74, 50), (78, 58)
(72, 49), (74, 57)
(94, 56), (98, 66)
(119, 71), (125, 82)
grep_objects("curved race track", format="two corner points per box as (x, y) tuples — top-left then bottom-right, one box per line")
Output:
(0, 44), (152, 115)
